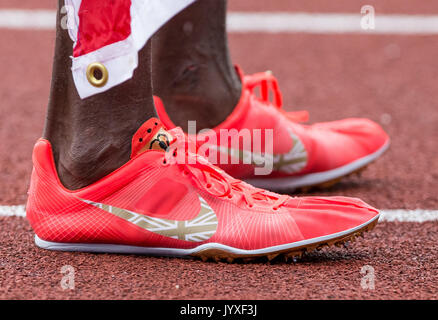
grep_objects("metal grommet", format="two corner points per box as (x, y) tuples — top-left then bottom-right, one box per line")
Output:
(86, 62), (108, 87)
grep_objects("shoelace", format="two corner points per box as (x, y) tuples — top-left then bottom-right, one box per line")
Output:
(163, 128), (289, 210)
(244, 70), (309, 123)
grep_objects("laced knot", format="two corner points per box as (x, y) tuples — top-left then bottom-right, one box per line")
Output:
(244, 70), (310, 123)
(163, 128), (289, 211)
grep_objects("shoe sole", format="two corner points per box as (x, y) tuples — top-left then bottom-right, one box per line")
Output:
(245, 140), (390, 193)
(34, 214), (379, 263)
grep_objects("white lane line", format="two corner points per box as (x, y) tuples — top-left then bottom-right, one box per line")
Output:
(1, 205), (438, 222)
(0, 9), (55, 30)
(380, 210), (438, 223)
(0, 205), (26, 217)
(227, 13), (438, 34)
(1, 10), (438, 34)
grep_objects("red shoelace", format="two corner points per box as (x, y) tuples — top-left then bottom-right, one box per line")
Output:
(163, 128), (289, 210)
(244, 70), (309, 123)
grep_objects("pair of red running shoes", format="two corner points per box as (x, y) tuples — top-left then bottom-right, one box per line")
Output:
(27, 68), (389, 262)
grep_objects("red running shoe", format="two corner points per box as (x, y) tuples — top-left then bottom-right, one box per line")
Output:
(154, 66), (390, 192)
(27, 118), (379, 261)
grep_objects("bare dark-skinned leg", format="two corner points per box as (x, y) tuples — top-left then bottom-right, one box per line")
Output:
(152, 0), (241, 131)
(43, 2), (156, 190)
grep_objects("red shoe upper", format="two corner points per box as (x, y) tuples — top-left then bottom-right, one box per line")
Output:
(26, 119), (379, 250)
(154, 66), (390, 179)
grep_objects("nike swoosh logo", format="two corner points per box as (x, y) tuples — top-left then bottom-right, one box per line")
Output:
(80, 196), (218, 242)
(210, 129), (308, 174)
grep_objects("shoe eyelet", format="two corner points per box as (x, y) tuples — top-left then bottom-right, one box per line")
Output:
(272, 207), (279, 211)
(227, 194), (233, 199)
(206, 183), (212, 189)
(248, 204), (254, 208)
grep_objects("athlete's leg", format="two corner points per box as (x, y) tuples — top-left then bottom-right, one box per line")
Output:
(27, 0), (382, 262)
(152, 0), (241, 131)
(151, 0), (390, 192)
(43, 1), (155, 190)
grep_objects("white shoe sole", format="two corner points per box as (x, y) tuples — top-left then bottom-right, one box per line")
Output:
(34, 214), (379, 262)
(245, 141), (390, 192)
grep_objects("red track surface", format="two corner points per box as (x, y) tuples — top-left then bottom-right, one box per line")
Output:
(1, 2), (438, 300)
(0, 0), (52, 9)
(2, 217), (438, 299)
(229, 0), (438, 14)
(2, 0), (438, 14)
(2, 31), (437, 209)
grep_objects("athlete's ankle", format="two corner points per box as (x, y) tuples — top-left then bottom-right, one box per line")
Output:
(43, 5), (156, 190)
(43, 60), (155, 190)
(151, 0), (241, 131)
(152, 62), (241, 131)
(47, 111), (152, 190)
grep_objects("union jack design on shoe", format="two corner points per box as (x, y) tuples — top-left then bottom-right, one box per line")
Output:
(27, 118), (380, 262)
(81, 195), (218, 242)
(154, 66), (390, 192)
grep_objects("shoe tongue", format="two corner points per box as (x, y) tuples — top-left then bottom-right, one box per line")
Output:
(131, 118), (173, 158)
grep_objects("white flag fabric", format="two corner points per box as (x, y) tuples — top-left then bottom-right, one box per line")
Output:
(64, 0), (196, 99)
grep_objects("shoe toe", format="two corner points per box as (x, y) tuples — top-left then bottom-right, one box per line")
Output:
(287, 196), (379, 240)
(305, 118), (389, 172)
(318, 118), (389, 154)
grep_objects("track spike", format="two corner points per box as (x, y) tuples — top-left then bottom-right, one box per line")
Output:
(267, 253), (278, 261)
(200, 256), (208, 262)
(226, 257), (234, 263)
(285, 251), (302, 259)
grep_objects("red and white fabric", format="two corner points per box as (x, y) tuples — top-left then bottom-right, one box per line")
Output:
(65, 0), (196, 99)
